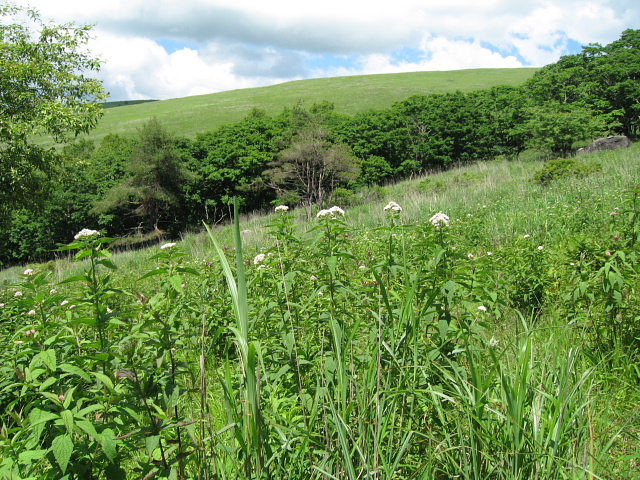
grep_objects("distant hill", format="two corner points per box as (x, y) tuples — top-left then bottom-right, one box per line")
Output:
(51, 68), (538, 146)
(101, 99), (160, 109)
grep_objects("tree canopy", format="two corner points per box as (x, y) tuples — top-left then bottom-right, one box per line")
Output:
(0, 4), (107, 221)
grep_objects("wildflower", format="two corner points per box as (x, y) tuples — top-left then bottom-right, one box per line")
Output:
(25, 329), (36, 335)
(611, 211), (617, 216)
(160, 242), (177, 250)
(524, 234), (530, 239)
(23, 268), (34, 276)
(50, 289), (57, 295)
(487, 252), (493, 256)
(489, 337), (500, 348)
(467, 253), (474, 259)
(275, 205), (289, 213)
(257, 264), (267, 269)
(310, 275), (318, 281)
(253, 253), (266, 265)
(429, 212), (449, 227)
(106, 307), (113, 314)
(606, 251), (613, 256)
(318, 291), (324, 296)
(538, 245), (544, 250)
(60, 300), (69, 306)
(359, 265), (367, 270)
(478, 305), (487, 312)
(384, 201), (402, 212)
(27, 310), (36, 315)
(74, 229), (100, 240)
(14, 341), (24, 345)
(14, 291), (22, 297)
(317, 206), (345, 218)
(0, 303), (4, 308)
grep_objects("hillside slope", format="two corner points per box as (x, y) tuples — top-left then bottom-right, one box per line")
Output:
(54, 68), (536, 146)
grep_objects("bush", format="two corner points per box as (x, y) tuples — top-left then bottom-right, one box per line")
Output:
(415, 177), (448, 193)
(329, 187), (356, 206)
(533, 158), (602, 185)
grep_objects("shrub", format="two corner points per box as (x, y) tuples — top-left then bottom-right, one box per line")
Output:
(533, 158), (602, 185)
(329, 187), (356, 206)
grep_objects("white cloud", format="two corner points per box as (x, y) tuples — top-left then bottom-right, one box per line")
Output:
(20, 0), (640, 100)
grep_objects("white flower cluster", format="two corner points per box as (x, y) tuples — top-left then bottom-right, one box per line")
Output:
(429, 212), (450, 227)
(384, 201), (402, 212)
(23, 268), (34, 276)
(275, 205), (289, 213)
(160, 242), (177, 250)
(74, 229), (100, 240)
(253, 253), (266, 265)
(317, 206), (345, 218)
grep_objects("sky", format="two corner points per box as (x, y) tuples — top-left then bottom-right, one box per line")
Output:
(18, 0), (640, 101)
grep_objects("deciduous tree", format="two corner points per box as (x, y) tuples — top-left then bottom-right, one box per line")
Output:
(265, 125), (359, 218)
(0, 4), (107, 222)
(93, 118), (196, 233)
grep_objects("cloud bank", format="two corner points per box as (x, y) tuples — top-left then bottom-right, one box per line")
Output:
(25, 0), (640, 100)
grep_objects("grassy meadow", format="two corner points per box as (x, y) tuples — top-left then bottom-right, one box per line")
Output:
(37, 68), (536, 148)
(1, 142), (639, 479)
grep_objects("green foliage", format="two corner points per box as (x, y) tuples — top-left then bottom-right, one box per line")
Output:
(533, 158), (602, 185)
(0, 4), (107, 221)
(524, 102), (607, 156)
(265, 122), (359, 214)
(525, 28), (640, 138)
(2, 142), (640, 478)
(93, 118), (197, 233)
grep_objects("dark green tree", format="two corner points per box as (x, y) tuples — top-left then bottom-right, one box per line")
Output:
(183, 109), (288, 223)
(524, 102), (607, 156)
(524, 29), (640, 138)
(93, 118), (196, 233)
(265, 124), (359, 218)
(0, 4), (107, 222)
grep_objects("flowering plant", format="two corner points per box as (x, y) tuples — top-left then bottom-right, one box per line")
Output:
(384, 201), (402, 213)
(317, 206), (345, 219)
(430, 212), (450, 227)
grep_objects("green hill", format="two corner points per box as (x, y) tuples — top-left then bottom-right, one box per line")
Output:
(62, 67), (536, 145)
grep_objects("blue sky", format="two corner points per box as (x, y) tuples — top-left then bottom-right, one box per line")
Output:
(25, 0), (640, 100)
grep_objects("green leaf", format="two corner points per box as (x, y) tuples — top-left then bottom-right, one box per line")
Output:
(169, 274), (184, 293)
(70, 317), (98, 326)
(176, 266), (200, 275)
(146, 435), (160, 456)
(51, 434), (73, 473)
(100, 428), (118, 462)
(97, 258), (117, 270)
(60, 410), (74, 435)
(59, 274), (91, 284)
(39, 349), (57, 372)
(59, 363), (91, 382)
(76, 419), (99, 440)
(138, 268), (168, 281)
(29, 409), (59, 426)
(92, 372), (114, 391)
(18, 449), (48, 462)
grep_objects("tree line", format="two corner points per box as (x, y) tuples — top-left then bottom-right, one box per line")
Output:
(1, 22), (639, 265)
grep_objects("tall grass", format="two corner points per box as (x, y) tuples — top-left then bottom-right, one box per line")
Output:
(1, 146), (639, 479)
